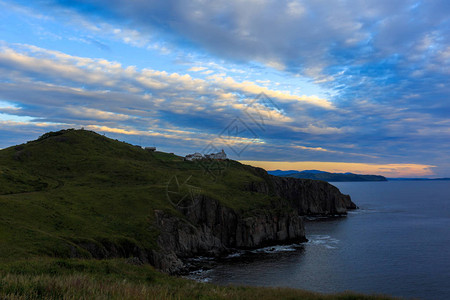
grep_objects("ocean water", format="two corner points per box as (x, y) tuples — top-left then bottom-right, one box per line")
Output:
(188, 181), (450, 300)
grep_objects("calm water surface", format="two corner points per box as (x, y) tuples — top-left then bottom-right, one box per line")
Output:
(189, 181), (450, 300)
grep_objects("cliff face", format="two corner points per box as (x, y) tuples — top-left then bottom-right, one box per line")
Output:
(152, 195), (306, 273)
(269, 175), (357, 215)
(150, 172), (356, 273)
(245, 169), (357, 216)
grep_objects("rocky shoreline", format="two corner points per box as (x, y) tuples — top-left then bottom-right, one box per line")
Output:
(151, 171), (357, 274)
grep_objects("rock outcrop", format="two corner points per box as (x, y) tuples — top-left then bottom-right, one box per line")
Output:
(152, 195), (306, 273)
(150, 170), (357, 273)
(269, 176), (357, 215)
(245, 168), (357, 215)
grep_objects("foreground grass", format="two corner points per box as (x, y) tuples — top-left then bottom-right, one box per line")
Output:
(0, 258), (395, 300)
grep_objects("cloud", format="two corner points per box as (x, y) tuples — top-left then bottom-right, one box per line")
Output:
(65, 107), (131, 121)
(0, 43), (338, 151)
(0, 43), (331, 113)
(292, 124), (344, 135)
(212, 76), (333, 109)
(290, 144), (377, 159)
(46, 1), (448, 72)
(41, 1), (449, 126)
(188, 66), (208, 72)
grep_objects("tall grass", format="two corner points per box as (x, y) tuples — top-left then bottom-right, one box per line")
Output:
(0, 273), (396, 300)
(0, 258), (396, 300)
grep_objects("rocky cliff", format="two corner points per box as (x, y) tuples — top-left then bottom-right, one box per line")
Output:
(246, 168), (357, 215)
(151, 168), (356, 273)
(270, 175), (357, 215)
(152, 195), (306, 273)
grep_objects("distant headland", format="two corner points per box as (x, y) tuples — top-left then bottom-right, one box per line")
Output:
(269, 169), (387, 182)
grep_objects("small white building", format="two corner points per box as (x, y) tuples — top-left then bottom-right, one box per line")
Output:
(207, 149), (227, 160)
(185, 152), (203, 161)
(185, 149), (227, 161)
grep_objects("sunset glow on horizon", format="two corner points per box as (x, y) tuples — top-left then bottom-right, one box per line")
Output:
(240, 161), (437, 178)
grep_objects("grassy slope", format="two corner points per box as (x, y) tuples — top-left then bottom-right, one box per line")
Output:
(0, 129), (394, 299)
(0, 129), (275, 261)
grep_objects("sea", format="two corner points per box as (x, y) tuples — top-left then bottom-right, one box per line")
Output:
(187, 181), (450, 300)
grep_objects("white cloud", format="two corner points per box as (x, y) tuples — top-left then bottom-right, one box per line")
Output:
(292, 124), (344, 135)
(188, 66), (208, 72)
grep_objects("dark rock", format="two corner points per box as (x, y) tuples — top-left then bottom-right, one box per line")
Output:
(269, 176), (357, 215)
(152, 195), (307, 273)
(127, 257), (144, 265)
(244, 168), (357, 215)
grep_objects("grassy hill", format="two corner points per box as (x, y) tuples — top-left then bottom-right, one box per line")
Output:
(0, 129), (393, 299)
(0, 129), (282, 260)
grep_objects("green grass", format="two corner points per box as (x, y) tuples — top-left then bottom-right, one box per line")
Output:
(0, 129), (280, 260)
(0, 258), (395, 300)
(0, 129), (397, 299)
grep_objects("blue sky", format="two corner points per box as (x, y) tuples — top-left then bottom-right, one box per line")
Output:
(0, 0), (449, 177)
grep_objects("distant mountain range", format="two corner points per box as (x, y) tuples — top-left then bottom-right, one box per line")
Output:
(387, 177), (450, 181)
(268, 170), (387, 182)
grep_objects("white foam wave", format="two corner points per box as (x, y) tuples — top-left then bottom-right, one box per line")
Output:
(250, 244), (299, 254)
(185, 268), (212, 283)
(226, 252), (243, 258)
(189, 256), (215, 262)
(307, 235), (339, 249)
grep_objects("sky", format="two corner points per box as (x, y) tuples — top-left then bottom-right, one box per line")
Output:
(0, 0), (449, 178)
